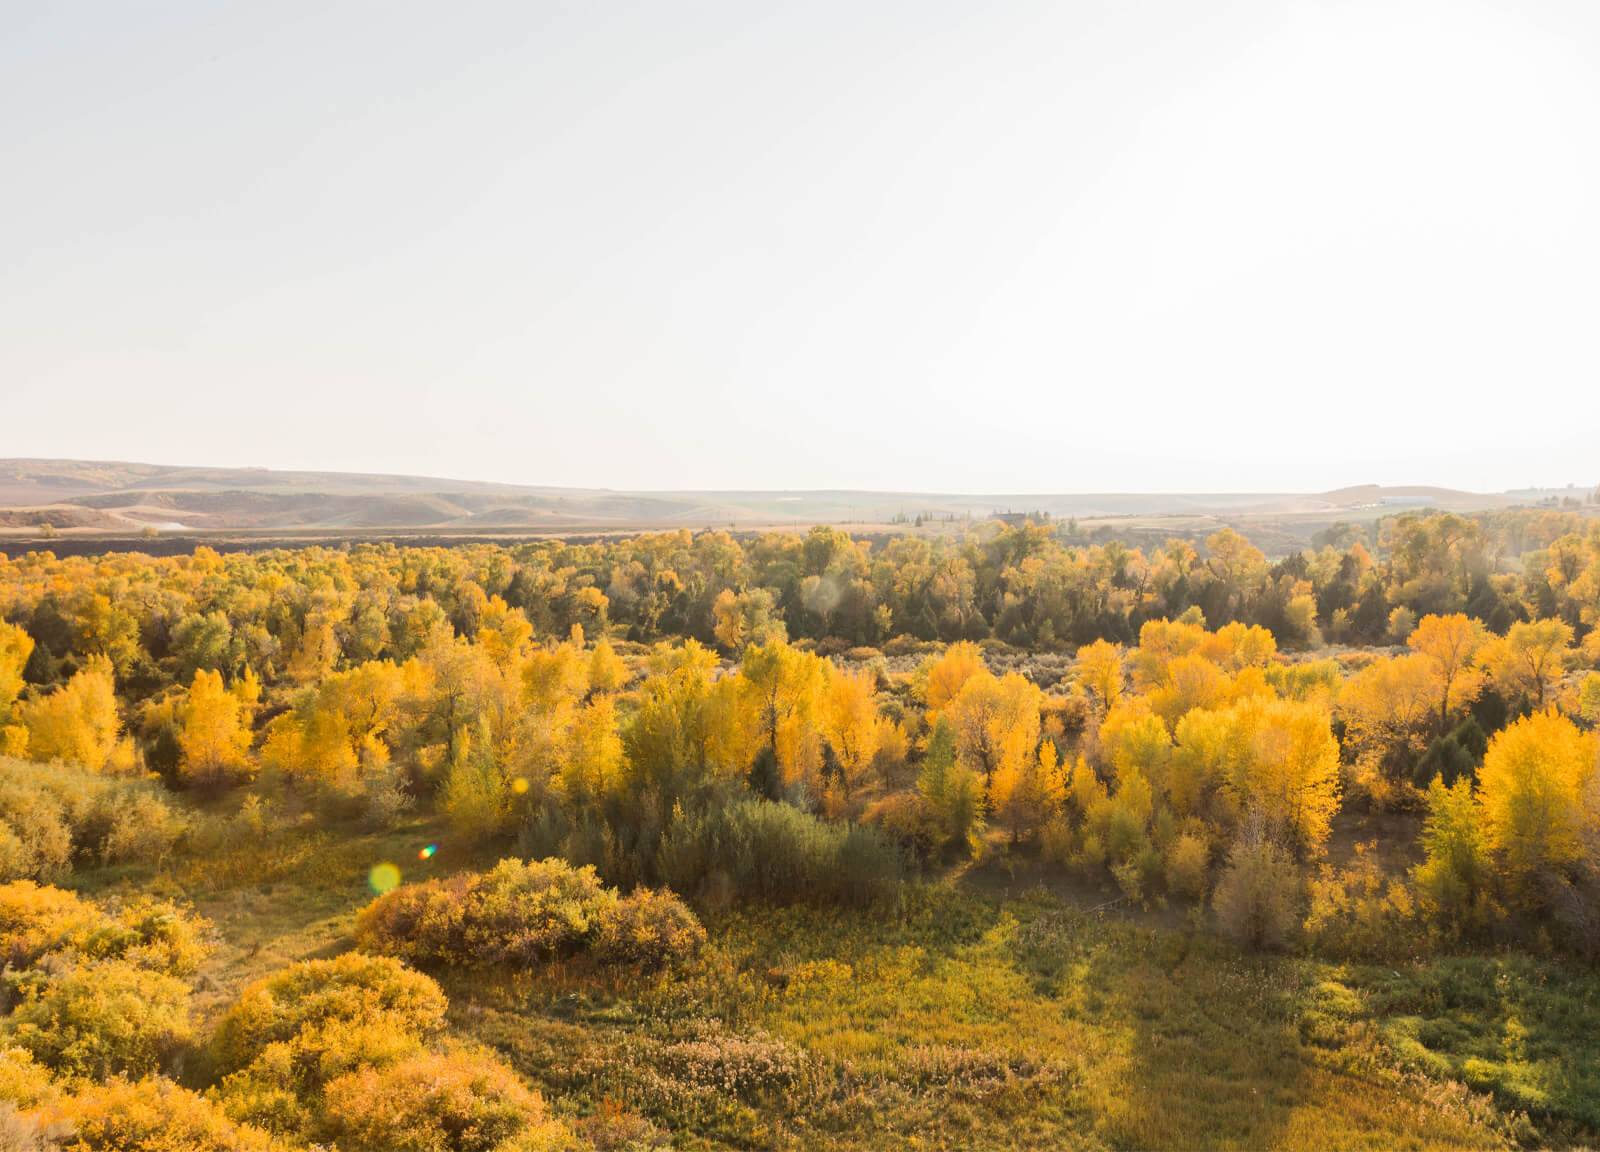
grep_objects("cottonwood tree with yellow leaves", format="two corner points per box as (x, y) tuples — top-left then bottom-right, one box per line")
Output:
(176, 668), (254, 787)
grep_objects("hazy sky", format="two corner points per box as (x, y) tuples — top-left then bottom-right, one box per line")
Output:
(4, 1), (1598, 493)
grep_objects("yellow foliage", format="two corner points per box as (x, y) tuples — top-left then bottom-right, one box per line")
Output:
(1476, 709), (1598, 885)
(1098, 698), (1172, 794)
(948, 670), (1042, 785)
(990, 737), (1064, 844)
(923, 641), (985, 712)
(47, 1077), (289, 1151)
(177, 669), (253, 786)
(1073, 639), (1124, 712)
(320, 1047), (563, 1152)
(821, 670), (882, 795)
(1408, 613), (1487, 729)
(1479, 619), (1574, 711)
(18, 656), (124, 773)
(0, 621), (33, 726)
(1338, 652), (1439, 791)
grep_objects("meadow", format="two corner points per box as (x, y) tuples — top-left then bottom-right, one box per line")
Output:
(47, 791), (1600, 1151)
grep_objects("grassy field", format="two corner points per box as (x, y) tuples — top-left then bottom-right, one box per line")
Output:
(64, 805), (1600, 1151)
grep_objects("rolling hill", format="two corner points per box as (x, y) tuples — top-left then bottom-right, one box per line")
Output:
(0, 458), (1550, 549)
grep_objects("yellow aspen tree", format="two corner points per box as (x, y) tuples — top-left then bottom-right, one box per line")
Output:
(1408, 613), (1487, 734)
(0, 621), (33, 726)
(992, 736), (1064, 844)
(1073, 639), (1124, 713)
(1241, 697), (1341, 854)
(588, 639), (628, 695)
(1098, 698), (1173, 797)
(1476, 709), (1598, 888)
(558, 695), (624, 806)
(1479, 620), (1574, 711)
(821, 669), (882, 796)
(19, 656), (123, 772)
(740, 641), (828, 788)
(924, 641), (985, 713)
(287, 617), (340, 685)
(177, 669), (254, 786)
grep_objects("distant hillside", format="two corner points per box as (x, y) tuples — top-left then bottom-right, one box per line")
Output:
(0, 458), (1538, 544)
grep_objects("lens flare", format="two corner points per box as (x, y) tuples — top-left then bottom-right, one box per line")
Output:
(418, 843), (438, 860)
(511, 776), (530, 795)
(368, 862), (401, 894)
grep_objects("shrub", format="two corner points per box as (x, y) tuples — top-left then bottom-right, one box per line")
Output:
(84, 898), (212, 977)
(7, 958), (194, 1080)
(0, 758), (186, 876)
(594, 889), (705, 969)
(50, 1077), (287, 1151)
(0, 883), (210, 982)
(98, 793), (186, 867)
(656, 799), (900, 909)
(354, 875), (472, 967)
(320, 1047), (563, 1152)
(0, 882), (101, 971)
(462, 859), (615, 964)
(359, 861), (704, 974)
(1165, 833), (1210, 901)
(0, 1105), (55, 1152)
(0, 1046), (57, 1111)
(0, 786), (70, 883)
(1303, 844), (1419, 959)
(1039, 814), (1074, 868)
(210, 953), (447, 1078)
(1213, 835), (1302, 951)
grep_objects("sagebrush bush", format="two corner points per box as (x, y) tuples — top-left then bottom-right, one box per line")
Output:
(320, 1047), (562, 1152)
(1213, 836), (1302, 951)
(0, 758), (185, 878)
(360, 859), (704, 972)
(210, 953), (448, 1078)
(1165, 833), (1211, 901)
(462, 858), (615, 964)
(656, 799), (900, 909)
(354, 874), (472, 966)
(594, 888), (705, 969)
(50, 1076), (288, 1151)
(7, 957), (195, 1080)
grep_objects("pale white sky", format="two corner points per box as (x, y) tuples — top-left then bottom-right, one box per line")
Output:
(3, 1), (1597, 493)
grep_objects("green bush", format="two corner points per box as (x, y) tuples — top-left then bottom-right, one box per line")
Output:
(656, 798), (900, 909)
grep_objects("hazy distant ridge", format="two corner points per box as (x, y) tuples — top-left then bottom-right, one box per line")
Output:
(0, 459), (1528, 536)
